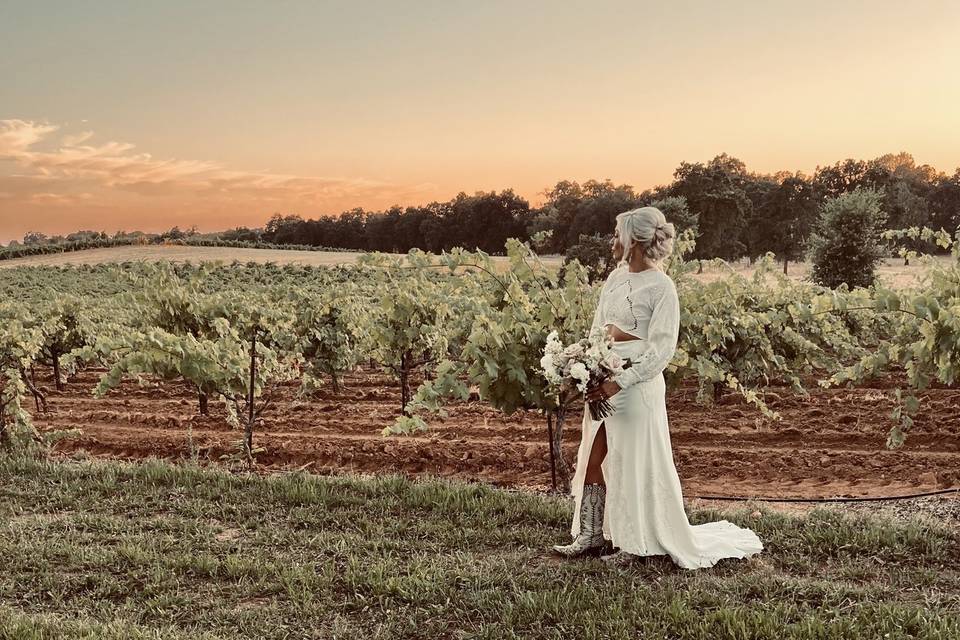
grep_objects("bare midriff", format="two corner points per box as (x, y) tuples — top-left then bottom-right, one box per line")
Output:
(604, 323), (642, 342)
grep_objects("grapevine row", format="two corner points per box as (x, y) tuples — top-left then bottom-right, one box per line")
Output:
(3, 230), (957, 488)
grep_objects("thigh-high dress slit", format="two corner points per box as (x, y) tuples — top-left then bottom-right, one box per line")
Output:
(568, 339), (763, 570)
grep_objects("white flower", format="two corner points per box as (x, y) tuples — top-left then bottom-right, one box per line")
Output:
(585, 344), (602, 368)
(540, 328), (628, 393)
(544, 330), (563, 356)
(569, 362), (590, 391)
(540, 353), (563, 382)
(604, 353), (623, 370)
(563, 342), (585, 358)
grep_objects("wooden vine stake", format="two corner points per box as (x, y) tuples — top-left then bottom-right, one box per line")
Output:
(245, 327), (257, 468)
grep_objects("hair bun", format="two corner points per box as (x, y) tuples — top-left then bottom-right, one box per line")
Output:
(650, 221), (674, 242)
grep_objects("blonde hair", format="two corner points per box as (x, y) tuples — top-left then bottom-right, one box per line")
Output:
(615, 206), (675, 265)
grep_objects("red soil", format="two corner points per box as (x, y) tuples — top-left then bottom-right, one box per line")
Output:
(28, 366), (960, 499)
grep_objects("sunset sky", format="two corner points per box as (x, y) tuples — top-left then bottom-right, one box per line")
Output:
(1, 1), (958, 243)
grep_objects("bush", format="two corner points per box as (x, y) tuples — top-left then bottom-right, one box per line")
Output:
(808, 187), (888, 289)
(648, 195), (698, 235)
(564, 233), (618, 282)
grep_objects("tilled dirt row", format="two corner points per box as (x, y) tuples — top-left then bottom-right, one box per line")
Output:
(28, 366), (960, 498)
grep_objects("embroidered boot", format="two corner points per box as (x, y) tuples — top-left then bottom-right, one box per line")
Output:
(552, 483), (607, 557)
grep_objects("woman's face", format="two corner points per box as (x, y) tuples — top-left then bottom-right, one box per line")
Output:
(611, 231), (624, 261)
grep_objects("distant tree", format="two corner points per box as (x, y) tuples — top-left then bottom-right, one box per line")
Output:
(565, 180), (642, 249)
(808, 188), (888, 289)
(365, 207), (401, 252)
(233, 152), (954, 260)
(540, 179), (642, 253)
(668, 154), (752, 264)
(539, 180), (584, 253)
(66, 230), (106, 242)
(403, 205), (440, 253)
(747, 173), (818, 273)
(928, 169), (960, 237)
(813, 154), (937, 246)
(442, 190), (532, 254)
(263, 213), (305, 244)
(744, 173), (779, 263)
(22, 231), (48, 245)
(564, 233), (617, 282)
(160, 226), (187, 241)
(525, 205), (562, 253)
(337, 208), (367, 250)
(221, 227), (261, 243)
(869, 152), (938, 188)
(884, 180), (930, 264)
(418, 210), (445, 253)
(812, 159), (870, 199)
(647, 195), (698, 235)
(112, 230), (148, 244)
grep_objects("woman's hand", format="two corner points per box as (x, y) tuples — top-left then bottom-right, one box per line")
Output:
(586, 379), (621, 402)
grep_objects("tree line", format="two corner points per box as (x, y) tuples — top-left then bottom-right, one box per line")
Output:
(8, 152), (959, 274)
(261, 151), (960, 269)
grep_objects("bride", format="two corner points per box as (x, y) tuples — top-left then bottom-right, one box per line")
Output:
(552, 206), (764, 569)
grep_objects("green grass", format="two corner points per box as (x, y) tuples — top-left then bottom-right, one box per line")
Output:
(1, 457), (958, 639)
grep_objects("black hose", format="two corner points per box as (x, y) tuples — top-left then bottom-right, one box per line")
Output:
(690, 486), (960, 503)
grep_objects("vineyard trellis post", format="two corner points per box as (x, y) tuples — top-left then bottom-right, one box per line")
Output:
(546, 391), (576, 493)
(546, 411), (557, 491)
(245, 326), (257, 467)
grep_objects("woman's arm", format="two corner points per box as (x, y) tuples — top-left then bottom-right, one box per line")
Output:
(589, 291), (606, 337)
(612, 278), (680, 389)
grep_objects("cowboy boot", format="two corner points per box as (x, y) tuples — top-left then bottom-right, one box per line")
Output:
(552, 483), (607, 557)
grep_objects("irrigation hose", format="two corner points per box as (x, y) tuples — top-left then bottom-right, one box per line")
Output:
(689, 486), (960, 503)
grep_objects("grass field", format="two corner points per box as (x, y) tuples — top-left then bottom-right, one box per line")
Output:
(693, 255), (953, 289)
(1, 456), (958, 639)
(0, 244), (949, 289)
(0, 245), (564, 271)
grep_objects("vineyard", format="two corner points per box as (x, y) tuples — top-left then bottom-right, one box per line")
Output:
(2, 233), (960, 497)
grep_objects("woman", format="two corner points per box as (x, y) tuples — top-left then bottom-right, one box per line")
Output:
(552, 206), (764, 569)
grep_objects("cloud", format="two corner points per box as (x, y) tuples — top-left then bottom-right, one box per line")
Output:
(61, 131), (94, 146)
(0, 120), (59, 156)
(0, 119), (437, 207)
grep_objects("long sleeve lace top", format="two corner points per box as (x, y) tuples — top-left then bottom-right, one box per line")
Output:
(590, 265), (681, 389)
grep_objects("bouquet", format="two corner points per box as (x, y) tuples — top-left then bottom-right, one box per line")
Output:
(540, 329), (630, 421)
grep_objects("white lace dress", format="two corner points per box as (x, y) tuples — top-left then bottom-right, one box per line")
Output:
(568, 264), (764, 570)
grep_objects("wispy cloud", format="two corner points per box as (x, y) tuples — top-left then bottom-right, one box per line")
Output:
(0, 120), (59, 156)
(0, 119), (435, 205)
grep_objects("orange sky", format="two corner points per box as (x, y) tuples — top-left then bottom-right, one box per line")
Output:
(2, 1), (959, 243)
